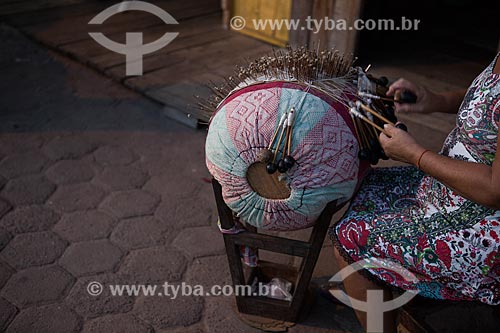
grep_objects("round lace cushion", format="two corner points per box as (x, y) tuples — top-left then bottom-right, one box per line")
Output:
(206, 81), (367, 230)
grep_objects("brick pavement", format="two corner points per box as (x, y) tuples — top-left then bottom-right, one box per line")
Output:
(0, 24), (364, 332)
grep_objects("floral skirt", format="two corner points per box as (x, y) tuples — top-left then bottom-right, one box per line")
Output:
(329, 166), (500, 305)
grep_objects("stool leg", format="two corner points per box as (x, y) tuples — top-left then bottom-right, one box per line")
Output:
(212, 179), (235, 229)
(290, 201), (338, 320)
(212, 179), (245, 285)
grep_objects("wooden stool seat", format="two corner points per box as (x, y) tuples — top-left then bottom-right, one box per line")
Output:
(212, 178), (338, 323)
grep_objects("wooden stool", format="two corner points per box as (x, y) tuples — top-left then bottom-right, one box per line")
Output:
(212, 178), (338, 323)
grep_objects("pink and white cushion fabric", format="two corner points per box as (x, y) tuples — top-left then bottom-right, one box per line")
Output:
(206, 81), (369, 231)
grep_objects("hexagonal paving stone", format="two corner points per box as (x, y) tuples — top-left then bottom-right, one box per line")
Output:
(59, 240), (122, 277)
(45, 159), (94, 185)
(6, 303), (80, 333)
(110, 216), (168, 250)
(0, 197), (11, 220)
(1, 265), (74, 308)
(54, 210), (115, 242)
(0, 175), (56, 205)
(0, 228), (12, 251)
(95, 165), (148, 191)
(142, 172), (199, 199)
(94, 145), (136, 166)
(204, 297), (262, 333)
(83, 313), (152, 332)
(0, 297), (17, 332)
(0, 205), (60, 234)
(118, 247), (186, 284)
(0, 231), (67, 269)
(100, 190), (159, 219)
(0, 260), (14, 289)
(42, 136), (95, 160)
(65, 273), (134, 318)
(155, 192), (213, 229)
(133, 295), (203, 330)
(138, 153), (174, 177)
(138, 133), (203, 176)
(184, 256), (231, 290)
(0, 151), (48, 179)
(48, 183), (105, 212)
(172, 226), (225, 258)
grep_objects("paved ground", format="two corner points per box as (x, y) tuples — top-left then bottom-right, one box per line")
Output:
(2, 16), (498, 333)
(0, 23), (367, 333)
(1, 0), (271, 127)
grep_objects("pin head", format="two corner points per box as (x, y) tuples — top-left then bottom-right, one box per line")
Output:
(266, 162), (278, 174)
(277, 159), (288, 173)
(283, 155), (295, 168)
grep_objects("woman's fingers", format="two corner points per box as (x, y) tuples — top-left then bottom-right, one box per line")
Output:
(387, 78), (417, 96)
(379, 131), (390, 146)
(394, 102), (413, 113)
(386, 78), (430, 113)
(379, 124), (394, 145)
(378, 123), (424, 164)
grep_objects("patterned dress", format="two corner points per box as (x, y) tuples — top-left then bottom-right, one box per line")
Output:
(330, 53), (500, 305)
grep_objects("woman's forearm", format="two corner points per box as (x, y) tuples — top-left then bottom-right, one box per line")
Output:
(418, 152), (500, 209)
(436, 89), (467, 114)
(379, 117), (500, 210)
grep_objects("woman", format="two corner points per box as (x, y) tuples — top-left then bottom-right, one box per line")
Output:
(330, 53), (500, 332)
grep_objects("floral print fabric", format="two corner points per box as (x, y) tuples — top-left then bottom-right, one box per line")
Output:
(330, 54), (500, 305)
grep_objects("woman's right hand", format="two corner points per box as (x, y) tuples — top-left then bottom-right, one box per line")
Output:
(386, 78), (442, 114)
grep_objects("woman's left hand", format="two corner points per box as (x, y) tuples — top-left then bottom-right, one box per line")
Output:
(379, 124), (427, 165)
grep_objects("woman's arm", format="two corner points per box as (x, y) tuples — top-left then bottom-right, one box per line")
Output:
(379, 125), (500, 210)
(387, 78), (467, 114)
(437, 90), (468, 114)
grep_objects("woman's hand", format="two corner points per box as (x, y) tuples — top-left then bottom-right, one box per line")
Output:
(387, 78), (443, 114)
(379, 124), (427, 165)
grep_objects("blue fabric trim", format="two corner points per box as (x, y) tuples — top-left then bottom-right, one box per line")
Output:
(205, 106), (247, 177)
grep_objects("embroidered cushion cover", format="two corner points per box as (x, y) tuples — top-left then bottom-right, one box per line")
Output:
(206, 81), (368, 230)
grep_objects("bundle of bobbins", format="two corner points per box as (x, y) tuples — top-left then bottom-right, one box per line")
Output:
(258, 107), (297, 174)
(348, 69), (416, 165)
